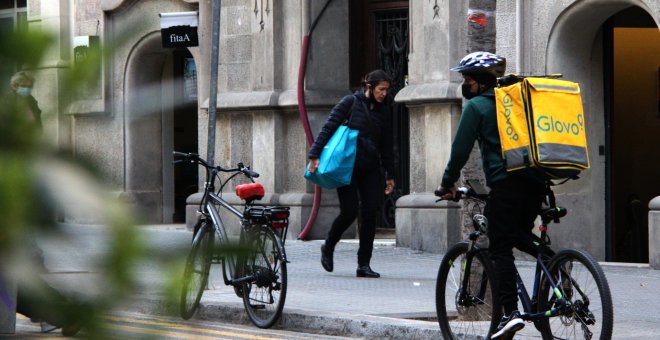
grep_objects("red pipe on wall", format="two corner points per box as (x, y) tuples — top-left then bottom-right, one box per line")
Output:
(297, 0), (333, 240)
(297, 35), (320, 241)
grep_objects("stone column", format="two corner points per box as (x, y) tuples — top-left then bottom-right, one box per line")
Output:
(30, 0), (72, 148)
(393, 0), (468, 253)
(649, 196), (660, 269)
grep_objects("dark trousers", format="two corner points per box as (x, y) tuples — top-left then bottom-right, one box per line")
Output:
(16, 276), (73, 327)
(325, 167), (381, 266)
(485, 176), (546, 315)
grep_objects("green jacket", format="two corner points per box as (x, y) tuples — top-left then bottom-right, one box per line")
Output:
(441, 89), (508, 188)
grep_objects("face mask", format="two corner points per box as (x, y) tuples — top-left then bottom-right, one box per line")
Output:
(16, 87), (32, 97)
(461, 83), (476, 100)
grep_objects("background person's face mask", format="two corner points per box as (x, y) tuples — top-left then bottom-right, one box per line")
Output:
(16, 87), (32, 97)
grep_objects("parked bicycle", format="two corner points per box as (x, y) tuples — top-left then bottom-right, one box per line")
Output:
(434, 181), (613, 339)
(174, 152), (289, 329)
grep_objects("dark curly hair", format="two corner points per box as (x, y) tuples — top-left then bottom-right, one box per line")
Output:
(361, 69), (392, 90)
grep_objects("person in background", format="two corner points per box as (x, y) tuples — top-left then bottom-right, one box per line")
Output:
(6, 71), (42, 129)
(307, 69), (396, 278)
(1, 71), (85, 336)
(437, 52), (547, 339)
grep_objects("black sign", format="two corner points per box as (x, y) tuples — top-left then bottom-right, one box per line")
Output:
(161, 25), (198, 48)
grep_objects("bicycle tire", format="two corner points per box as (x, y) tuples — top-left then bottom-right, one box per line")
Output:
(180, 220), (214, 320)
(241, 226), (287, 328)
(436, 241), (500, 339)
(538, 248), (613, 340)
(381, 195), (396, 228)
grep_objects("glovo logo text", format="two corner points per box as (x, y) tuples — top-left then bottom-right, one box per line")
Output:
(501, 94), (519, 141)
(536, 113), (584, 136)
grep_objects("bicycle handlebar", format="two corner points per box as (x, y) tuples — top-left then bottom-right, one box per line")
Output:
(434, 187), (469, 202)
(434, 186), (488, 202)
(172, 151), (260, 179)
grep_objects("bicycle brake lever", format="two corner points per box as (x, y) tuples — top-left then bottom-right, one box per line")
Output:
(244, 168), (260, 178)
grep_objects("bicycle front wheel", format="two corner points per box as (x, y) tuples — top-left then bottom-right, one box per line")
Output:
(241, 226), (287, 328)
(180, 220), (214, 320)
(538, 248), (613, 340)
(436, 241), (500, 339)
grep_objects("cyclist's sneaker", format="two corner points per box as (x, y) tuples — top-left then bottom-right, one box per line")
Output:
(491, 310), (525, 339)
(40, 322), (57, 333)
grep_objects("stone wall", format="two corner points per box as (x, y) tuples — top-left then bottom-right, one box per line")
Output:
(649, 197), (660, 269)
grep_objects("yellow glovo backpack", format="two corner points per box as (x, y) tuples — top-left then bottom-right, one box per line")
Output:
(494, 75), (589, 180)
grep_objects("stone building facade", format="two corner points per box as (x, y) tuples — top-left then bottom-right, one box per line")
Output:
(17, 0), (660, 263)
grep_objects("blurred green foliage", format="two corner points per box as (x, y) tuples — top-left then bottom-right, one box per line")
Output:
(0, 23), (249, 339)
(0, 27), (145, 337)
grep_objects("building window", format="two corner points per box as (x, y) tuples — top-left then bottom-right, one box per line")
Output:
(0, 0), (28, 31)
(0, 0), (28, 93)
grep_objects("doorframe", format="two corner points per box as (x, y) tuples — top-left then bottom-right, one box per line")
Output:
(603, 18), (614, 261)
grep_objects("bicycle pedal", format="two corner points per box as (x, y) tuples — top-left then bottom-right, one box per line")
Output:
(250, 304), (266, 310)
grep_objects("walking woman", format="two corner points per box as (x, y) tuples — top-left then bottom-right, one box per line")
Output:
(307, 69), (396, 278)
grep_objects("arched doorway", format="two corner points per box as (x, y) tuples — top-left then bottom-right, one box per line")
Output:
(547, 1), (659, 262)
(604, 7), (659, 262)
(124, 34), (198, 223)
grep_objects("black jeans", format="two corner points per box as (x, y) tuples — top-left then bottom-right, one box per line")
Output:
(325, 167), (381, 266)
(16, 275), (76, 327)
(485, 176), (546, 315)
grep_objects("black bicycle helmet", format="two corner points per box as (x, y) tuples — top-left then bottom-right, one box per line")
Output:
(450, 51), (506, 78)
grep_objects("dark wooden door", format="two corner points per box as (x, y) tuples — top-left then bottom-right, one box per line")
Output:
(350, 0), (409, 228)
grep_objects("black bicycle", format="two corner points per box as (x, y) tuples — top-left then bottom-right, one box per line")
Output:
(174, 152), (289, 329)
(435, 181), (613, 339)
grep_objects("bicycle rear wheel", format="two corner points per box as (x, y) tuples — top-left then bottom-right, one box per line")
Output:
(180, 220), (214, 320)
(241, 226), (287, 328)
(538, 248), (613, 340)
(436, 241), (500, 339)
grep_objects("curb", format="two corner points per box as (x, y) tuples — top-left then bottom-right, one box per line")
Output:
(125, 295), (443, 339)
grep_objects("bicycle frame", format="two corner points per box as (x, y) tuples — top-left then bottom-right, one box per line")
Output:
(448, 184), (578, 321)
(517, 231), (588, 323)
(456, 246), (491, 308)
(516, 254), (565, 321)
(203, 191), (243, 282)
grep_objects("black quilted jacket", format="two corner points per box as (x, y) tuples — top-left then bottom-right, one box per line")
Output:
(308, 90), (395, 179)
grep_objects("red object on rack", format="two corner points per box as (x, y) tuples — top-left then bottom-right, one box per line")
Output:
(235, 183), (265, 201)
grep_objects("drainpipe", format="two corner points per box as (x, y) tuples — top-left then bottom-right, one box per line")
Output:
(297, 0), (333, 240)
(516, 0), (523, 73)
(207, 0), (221, 165)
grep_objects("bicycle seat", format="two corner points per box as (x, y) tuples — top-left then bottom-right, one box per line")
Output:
(235, 183), (265, 201)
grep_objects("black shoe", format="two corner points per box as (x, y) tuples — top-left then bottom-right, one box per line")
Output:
(321, 244), (333, 272)
(62, 320), (83, 337)
(491, 310), (525, 339)
(356, 265), (380, 278)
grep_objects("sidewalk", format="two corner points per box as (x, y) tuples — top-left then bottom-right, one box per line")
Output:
(40, 224), (660, 339)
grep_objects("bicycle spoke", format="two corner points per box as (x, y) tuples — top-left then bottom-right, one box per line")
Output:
(180, 224), (213, 320)
(242, 227), (287, 328)
(538, 249), (612, 340)
(437, 242), (498, 339)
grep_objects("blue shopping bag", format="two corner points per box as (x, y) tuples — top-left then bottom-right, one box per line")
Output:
(304, 124), (359, 189)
